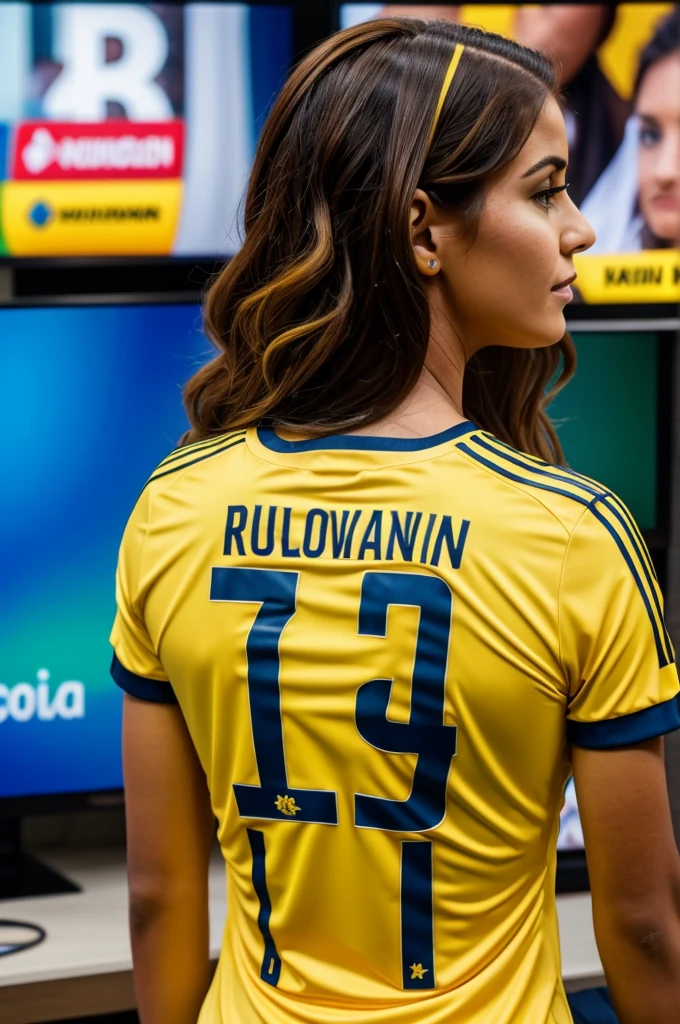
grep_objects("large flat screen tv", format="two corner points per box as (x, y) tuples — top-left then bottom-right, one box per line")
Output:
(0, 2), (293, 260)
(339, 2), (680, 307)
(0, 306), (667, 899)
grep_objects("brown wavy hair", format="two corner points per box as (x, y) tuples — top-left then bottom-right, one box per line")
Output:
(183, 17), (576, 461)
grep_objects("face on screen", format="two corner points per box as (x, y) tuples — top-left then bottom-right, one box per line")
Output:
(0, 3), (292, 258)
(636, 51), (680, 247)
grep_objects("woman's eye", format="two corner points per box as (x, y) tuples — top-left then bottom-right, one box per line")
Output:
(639, 126), (662, 148)
(532, 184), (568, 210)
(533, 190), (555, 210)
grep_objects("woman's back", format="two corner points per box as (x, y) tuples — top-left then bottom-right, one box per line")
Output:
(112, 420), (675, 1023)
(113, 17), (680, 1023)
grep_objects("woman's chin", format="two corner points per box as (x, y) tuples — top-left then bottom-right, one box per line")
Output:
(503, 323), (566, 350)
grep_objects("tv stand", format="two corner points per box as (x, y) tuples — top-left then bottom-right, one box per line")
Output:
(0, 818), (80, 900)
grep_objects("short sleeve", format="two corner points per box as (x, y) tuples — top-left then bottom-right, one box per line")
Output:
(110, 487), (178, 705)
(559, 495), (680, 749)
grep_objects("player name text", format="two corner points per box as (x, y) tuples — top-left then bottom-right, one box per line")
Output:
(223, 505), (470, 569)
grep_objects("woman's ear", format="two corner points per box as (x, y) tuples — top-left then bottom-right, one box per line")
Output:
(410, 187), (440, 276)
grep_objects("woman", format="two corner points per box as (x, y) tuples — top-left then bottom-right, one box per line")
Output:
(635, 5), (680, 249)
(582, 5), (680, 253)
(111, 17), (680, 1024)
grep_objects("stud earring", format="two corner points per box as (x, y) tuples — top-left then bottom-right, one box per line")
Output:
(428, 259), (437, 270)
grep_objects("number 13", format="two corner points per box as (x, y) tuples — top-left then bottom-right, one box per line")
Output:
(210, 566), (458, 988)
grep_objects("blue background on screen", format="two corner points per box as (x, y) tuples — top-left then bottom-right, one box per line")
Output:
(0, 303), (207, 798)
(250, 6), (294, 137)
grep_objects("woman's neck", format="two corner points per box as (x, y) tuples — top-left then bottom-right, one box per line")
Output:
(348, 366), (466, 439)
(348, 311), (469, 439)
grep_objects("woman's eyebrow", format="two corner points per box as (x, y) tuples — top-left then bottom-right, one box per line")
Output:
(521, 155), (567, 178)
(637, 112), (661, 125)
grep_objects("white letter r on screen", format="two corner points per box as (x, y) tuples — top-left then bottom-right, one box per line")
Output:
(42, 4), (173, 121)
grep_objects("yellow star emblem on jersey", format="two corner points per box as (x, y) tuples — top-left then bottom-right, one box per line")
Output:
(275, 794), (301, 817)
(410, 963), (428, 980)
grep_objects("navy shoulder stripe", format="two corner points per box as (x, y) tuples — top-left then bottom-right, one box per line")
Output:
(481, 434), (660, 586)
(158, 430), (247, 469)
(477, 434), (607, 498)
(143, 436), (246, 492)
(457, 435), (674, 668)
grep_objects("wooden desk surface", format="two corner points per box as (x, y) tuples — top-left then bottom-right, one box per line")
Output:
(0, 847), (604, 1023)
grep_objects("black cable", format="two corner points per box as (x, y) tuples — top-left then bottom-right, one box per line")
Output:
(0, 919), (47, 957)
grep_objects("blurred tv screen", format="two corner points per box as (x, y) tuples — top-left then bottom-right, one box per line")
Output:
(0, 2), (293, 258)
(0, 303), (661, 863)
(0, 302), (209, 798)
(340, 3), (680, 305)
(550, 331), (659, 533)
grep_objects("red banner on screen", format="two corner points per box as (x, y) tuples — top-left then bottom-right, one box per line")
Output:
(12, 121), (185, 180)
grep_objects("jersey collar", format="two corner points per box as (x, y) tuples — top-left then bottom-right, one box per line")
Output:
(256, 421), (477, 454)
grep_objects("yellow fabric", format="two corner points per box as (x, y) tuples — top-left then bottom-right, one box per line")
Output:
(111, 424), (679, 1024)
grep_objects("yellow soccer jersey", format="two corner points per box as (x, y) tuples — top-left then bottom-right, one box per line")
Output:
(111, 422), (680, 1024)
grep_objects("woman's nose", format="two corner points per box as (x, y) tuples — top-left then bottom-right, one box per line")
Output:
(564, 208), (596, 256)
(653, 134), (680, 185)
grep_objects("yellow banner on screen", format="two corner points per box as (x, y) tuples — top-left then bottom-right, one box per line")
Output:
(2, 180), (182, 256)
(574, 250), (680, 304)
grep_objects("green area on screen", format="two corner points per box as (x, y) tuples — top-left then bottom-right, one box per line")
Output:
(548, 332), (657, 531)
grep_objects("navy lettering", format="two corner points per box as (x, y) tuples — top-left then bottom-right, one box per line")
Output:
(419, 513), (437, 564)
(430, 517), (470, 569)
(358, 510), (383, 561)
(281, 507), (300, 558)
(223, 504), (470, 569)
(224, 504), (248, 556)
(303, 509), (329, 558)
(252, 505), (277, 556)
(330, 510), (351, 558)
(342, 510), (363, 559)
(386, 511), (422, 562)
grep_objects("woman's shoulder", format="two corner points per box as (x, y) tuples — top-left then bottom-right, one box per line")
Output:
(455, 429), (623, 535)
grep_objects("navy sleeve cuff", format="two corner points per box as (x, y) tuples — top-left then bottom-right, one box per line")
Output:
(567, 694), (680, 749)
(111, 653), (178, 705)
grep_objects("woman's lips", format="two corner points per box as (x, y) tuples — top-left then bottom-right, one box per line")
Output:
(551, 273), (576, 301)
(651, 194), (680, 211)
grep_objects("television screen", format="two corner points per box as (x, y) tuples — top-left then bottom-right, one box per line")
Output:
(0, 302), (208, 798)
(551, 331), (658, 532)
(340, 3), (680, 305)
(0, 311), (660, 860)
(551, 329), (660, 851)
(0, 2), (293, 259)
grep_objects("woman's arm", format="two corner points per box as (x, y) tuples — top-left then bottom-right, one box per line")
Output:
(123, 693), (216, 1024)
(573, 737), (680, 1023)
